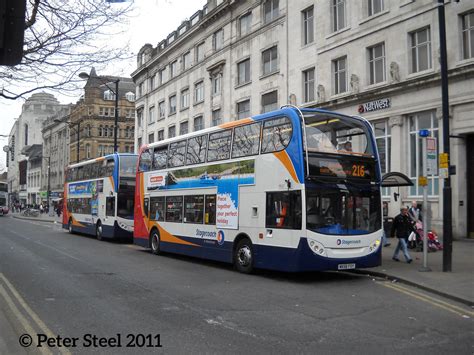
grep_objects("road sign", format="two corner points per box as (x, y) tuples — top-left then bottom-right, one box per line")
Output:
(439, 153), (449, 169)
(418, 176), (428, 187)
(426, 137), (437, 176)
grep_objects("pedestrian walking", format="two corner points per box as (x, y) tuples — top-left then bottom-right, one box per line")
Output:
(390, 207), (413, 263)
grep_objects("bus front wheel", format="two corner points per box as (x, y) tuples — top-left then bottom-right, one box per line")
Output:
(96, 221), (103, 241)
(150, 229), (161, 255)
(234, 238), (254, 274)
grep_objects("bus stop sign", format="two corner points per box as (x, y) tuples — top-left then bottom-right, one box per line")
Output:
(426, 137), (437, 176)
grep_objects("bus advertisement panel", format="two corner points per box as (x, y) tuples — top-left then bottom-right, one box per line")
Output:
(134, 107), (382, 273)
(63, 153), (137, 240)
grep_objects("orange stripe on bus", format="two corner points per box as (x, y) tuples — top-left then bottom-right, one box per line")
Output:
(109, 176), (115, 192)
(273, 150), (299, 184)
(219, 118), (253, 129)
(156, 224), (200, 247)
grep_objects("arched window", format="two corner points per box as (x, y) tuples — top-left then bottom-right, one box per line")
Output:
(98, 125), (103, 137)
(86, 144), (91, 159)
(85, 125), (91, 137)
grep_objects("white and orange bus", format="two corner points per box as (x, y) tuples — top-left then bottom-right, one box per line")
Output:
(63, 153), (137, 240)
(134, 107), (383, 273)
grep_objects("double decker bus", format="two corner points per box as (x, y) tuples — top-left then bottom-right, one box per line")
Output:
(63, 153), (137, 240)
(134, 107), (382, 273)
(0, 182), (9, 215)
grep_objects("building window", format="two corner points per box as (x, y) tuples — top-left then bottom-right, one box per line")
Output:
(125, 92), (135, 102)
(85, 125), (91, 137)
(137, 137), (142, 149)
(181, 88), (190, 110)
(169, 94), (177, 115)
(212, 109), (222, 126)
(410, 27), (432, 73)
(148, 132), (154, 144)
(149, 76), (155, 91)
(263, 0), (279, 24)
(158, 101), (165, 119)
(194, 116), (204, 131)
(408, 111), (439, 196)
(373, 120), (391, 196)
(211, 73), (222, 96)
(302, 6), (314, 45)
(237, 99), (250, 120)
(194, 81), (204, 103)
(368, 43), (386, 84)
(86, 144), (91, 159)
(138, 82), (144, 98)
(213, 28), (224, 51)
(239, 12), (252, 36)
(170, 60), (178, 78)
(262, 90), (278, 113)
(183, 51), (191, 71)
(158, 129), (164, 141)
(148, 106), (155, 124)
(333, 56), (347, 94)
(368, 0), (383, 17)
(331, 0), (346, 32)
(303, 67), (315, 103)
(196, 42), (205, 62)
(137, 109), (143, 128)
(159, 68), (167, 85)
(180, 121), (189, 135)
(168, 125), (176, 138)
(461, 11), (474, 60)
(103, 89), (116, 101)
(262, 46), (278, 75)
(237, 58), (251, 85)
(24, 124), (28, 145)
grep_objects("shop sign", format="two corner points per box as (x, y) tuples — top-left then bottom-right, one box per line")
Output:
(358, 98), (391, 114)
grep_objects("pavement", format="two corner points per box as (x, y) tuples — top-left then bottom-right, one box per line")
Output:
(8, 212), (474, 306)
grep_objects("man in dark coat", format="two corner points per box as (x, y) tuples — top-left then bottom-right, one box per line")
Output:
(390, 207), (413, 263)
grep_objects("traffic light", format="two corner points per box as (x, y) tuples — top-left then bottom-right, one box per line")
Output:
(0, 0), (26, 66)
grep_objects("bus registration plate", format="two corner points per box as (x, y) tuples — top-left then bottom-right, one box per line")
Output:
(338, 263), (356, 270)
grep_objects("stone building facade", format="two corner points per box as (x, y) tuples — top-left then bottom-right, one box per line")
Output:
(41, 106), (71, 200)
(132, 0), (474, 238)
(6, 92), (64, 204)
(69, 68), (136, 163)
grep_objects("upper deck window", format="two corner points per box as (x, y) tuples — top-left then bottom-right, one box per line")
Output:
(303, 112), (373, 157)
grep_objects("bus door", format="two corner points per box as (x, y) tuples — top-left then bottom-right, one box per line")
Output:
(105, 196), (116, 223)
(265, 191), (302, 247)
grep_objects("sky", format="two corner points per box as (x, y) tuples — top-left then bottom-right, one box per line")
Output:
(0, 0), (207, 169)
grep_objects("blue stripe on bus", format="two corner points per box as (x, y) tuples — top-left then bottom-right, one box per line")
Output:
(135, 234), (381, 272)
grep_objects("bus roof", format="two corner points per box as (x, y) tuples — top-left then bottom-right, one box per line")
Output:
(139, 107), (367, 154)
(67, 153), (137, 169)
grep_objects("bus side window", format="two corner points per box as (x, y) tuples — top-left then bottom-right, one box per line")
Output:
(139, 149), (153, 172)
(265, 191), (302, 229)
(143, 197), (149, 218)
(106, 197), (115, 217)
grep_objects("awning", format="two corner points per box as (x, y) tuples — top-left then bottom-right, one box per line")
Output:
(381, 172), (413, 187)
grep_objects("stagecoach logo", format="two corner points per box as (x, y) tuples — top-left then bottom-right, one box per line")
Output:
(358, 98), (390, 114)
(337, 239), (362, 246)
(217, 230), (225, 246)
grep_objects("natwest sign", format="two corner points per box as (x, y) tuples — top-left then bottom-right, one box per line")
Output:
(358, 98), (391, 114)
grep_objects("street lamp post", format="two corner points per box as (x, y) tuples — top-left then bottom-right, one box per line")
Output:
(79, 72), (120, 153)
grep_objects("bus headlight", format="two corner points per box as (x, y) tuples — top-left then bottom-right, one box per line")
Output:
(369, 239), (381, 253)
(307, 239), (327, 257)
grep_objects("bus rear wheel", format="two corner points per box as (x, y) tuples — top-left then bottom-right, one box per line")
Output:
(150, 229), (161, 255)
(234, 238), (254, 274)
(96, 221), (103, 241)
(68, 218), (73, 234)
